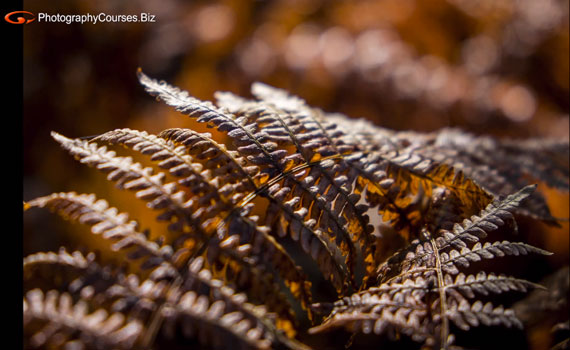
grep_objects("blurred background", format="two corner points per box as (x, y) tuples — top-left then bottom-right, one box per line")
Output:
(23, 1), (568, 349)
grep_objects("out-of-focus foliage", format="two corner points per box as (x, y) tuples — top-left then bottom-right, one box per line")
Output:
(23, 1), (568, 349)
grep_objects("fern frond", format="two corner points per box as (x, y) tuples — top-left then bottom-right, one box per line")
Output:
(24, 289), (143, 349)
(24, 248), (93, 271)
(500, 138), (569, 191)
(24, 74), (568, 350)
(93, 128), (204, 182)
(313, 185), (548, 349)
(441, 241), (552, 274)
(404, 128), (569, 223)
(436, 184), (537, 251)
(163, 291), (274, 350)
(26, 190), (302, 334)
(23, 249), (173, 325)
(161, 256), (306, 348)
(50, 132), (191, 228)
(308, 287), (429, 341)
(140, 75), (351, 288)
(445, 272), (544, 299)
(91, 128), (313, 318)
(139, 71), (360, 292)
(447, 300), (523, 331)
(250, 82), (310, 113)
(138, 70), (281, 169)
(25, 191), (172, 270)
(158, 127), (259, 193)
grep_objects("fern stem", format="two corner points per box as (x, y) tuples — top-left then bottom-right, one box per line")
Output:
(428, 232), (450, 350)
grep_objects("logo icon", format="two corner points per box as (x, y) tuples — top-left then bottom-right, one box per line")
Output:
(5, 11), (36, 24)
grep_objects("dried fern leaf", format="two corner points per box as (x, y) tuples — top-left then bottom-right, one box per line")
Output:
(91, 128), (313, 318)
(308, 286), (430, 342)
(313, 185), (549, 349)
(165, 293), (272, 349)
(138, 71), (357, 293)
(25, 190), (300, 334)
(440, 241), (552, 275)
(403, 129), (569, 223)
(149, 255), (305, 348)
(25, 191), (172, 270)
(158, 127), (259, 194)
(52, 133), (308, 329)
(447, 300), (523, 331)
(24, 248), (93, 272)
(24, 289), (143, 349)
(24, 75), (569, 350)
(445, 272), (545, 299)
(436, 184), (537, 251)
(161, 288), (312, 350)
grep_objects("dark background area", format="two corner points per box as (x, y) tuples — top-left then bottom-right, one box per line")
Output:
(22, 1), (569, 349)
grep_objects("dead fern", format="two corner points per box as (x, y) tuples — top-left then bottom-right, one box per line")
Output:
(23, 71), (569, 350)
(309, 185), (550, 349)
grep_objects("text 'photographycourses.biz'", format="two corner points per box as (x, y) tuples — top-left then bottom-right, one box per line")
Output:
(19, 12), (157, 24)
